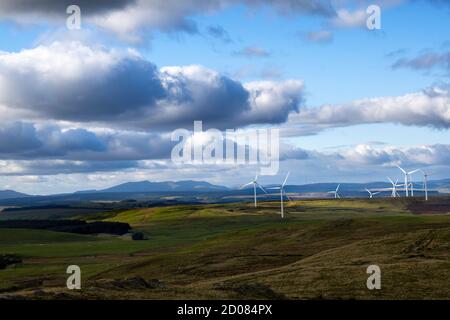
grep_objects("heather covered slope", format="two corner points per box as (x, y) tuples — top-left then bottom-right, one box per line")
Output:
(0, 198), (449, 299)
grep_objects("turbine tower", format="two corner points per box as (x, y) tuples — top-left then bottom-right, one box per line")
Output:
(419, 170), (429, 201)
(387, 177), (401, 198)
(240, 174), (267, 207)
(396, 165), (419, 197)
(365, 188), (380, 199)
(328, 184), (341, 199)
(268, 172), (291, 219)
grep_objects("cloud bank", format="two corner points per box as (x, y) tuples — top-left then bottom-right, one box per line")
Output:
(0, 41), (303, 130)
(289, 85), (450, 130)
(0, 0), (335, 41)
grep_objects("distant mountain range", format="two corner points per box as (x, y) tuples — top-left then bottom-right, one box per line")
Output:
(99, 180), (229, 193)
(0, 190), (30, 200)
(1, 179), (449, 206)
(0, 180), (230, 205)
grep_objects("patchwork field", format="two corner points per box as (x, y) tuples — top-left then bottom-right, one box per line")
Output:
(0, 198), (449, 300)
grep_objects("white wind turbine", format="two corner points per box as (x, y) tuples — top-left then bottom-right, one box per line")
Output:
(419, 170), (429, 201)
(240, 174), (267, 207)
(328, 184), (341, 199)
(365, 188), (381, 199)
(396, 165), (420, 197)
(409, 169), (421, 197)
(387, 177), (401, 198)
(268, 172), (291, 219)
(410, 181), (415, 197)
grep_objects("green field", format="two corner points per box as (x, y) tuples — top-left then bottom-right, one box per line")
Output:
(0, 198), (449, 299)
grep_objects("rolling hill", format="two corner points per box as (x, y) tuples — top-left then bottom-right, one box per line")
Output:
(100, 180), (229, 193)
(0, 198), (449, 299)
(0, 190), (30, 200)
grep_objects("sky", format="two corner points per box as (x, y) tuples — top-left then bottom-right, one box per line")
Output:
(0, 0), (449, 195)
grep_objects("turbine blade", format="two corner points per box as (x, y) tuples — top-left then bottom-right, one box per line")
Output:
(256, 183), (268, 194)
(240, 182), (253, 189)
(282, 171), (290, 187)
(336, 184), (340, 192)
(396, 164), (406, 174)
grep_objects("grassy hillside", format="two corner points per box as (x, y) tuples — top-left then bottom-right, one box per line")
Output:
(0, 198), (449, 299)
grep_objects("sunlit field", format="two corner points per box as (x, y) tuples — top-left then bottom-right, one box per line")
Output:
(1, 198), (449, 300)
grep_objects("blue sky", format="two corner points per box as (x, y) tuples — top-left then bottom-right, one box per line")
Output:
(0, 0), (449, 194)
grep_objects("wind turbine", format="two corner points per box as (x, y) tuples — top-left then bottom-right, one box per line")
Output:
(328, 184), (341, 199)
(387, 177), (401, 198)
(240, 174), (267, 207)
(410, 181), (415, 197)
(268, 172), (290, 219)
(408, 169), (420, 197)
(365, 188), (381, 199)
(419, 170), (429, 201)
(396, 165), (420, 197)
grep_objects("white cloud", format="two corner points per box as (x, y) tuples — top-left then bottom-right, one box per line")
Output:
(0, 42), (304, 130)
(288, 85), (450, 131)
(244, 80), (304, 124)
(332, 143), (450, 167)
(1, 0), (444, 43)
(2, 141), (450, 194)
(331, 8), (367, 28)
(0, 0), (336, 42)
